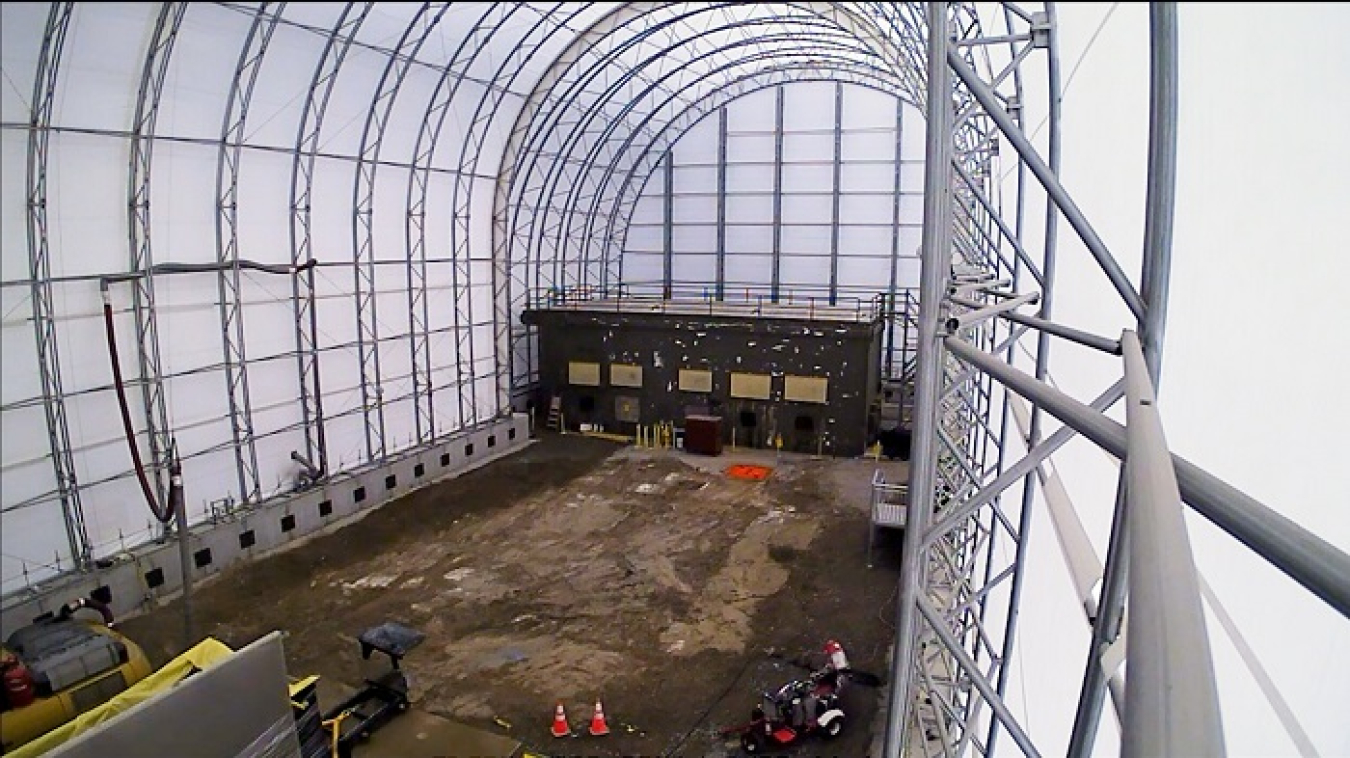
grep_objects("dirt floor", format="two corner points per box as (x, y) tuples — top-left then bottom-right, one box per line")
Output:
(119, 431), (909, 758)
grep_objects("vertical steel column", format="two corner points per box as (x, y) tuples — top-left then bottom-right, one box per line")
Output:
(886, 96), (904, 378)
(716, 106), (728, 301)
(1069, 6), (1179, 754)
(662, 152), (674, 299)
(829, 81), (843, 305)
(27, 2), (89, 569)
(884, 4), (953, 755)
(1120, 330), (1224, 757)
(770, 84), (784, 303)
(126, 2), (185, 516)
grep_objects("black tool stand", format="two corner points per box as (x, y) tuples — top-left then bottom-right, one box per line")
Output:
(323, 622), (426, 758)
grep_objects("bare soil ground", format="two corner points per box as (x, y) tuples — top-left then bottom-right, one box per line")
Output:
(119, 432), (908, 758)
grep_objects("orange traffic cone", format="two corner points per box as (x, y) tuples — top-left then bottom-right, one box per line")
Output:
(551, 701), (571, 738)
(588, 698), (611, 737)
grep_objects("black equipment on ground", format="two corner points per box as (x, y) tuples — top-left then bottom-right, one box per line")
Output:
(320, 622), (425, 758)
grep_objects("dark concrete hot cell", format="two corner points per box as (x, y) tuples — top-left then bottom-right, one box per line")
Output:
(522, 299), (886, 456)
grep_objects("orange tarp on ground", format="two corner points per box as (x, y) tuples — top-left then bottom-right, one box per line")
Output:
(725, 464), (772, 481)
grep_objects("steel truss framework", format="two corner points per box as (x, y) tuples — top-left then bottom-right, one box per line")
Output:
(3, 3), (1349, 756)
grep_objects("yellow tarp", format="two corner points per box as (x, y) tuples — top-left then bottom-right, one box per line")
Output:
(12, 637), (236, 758)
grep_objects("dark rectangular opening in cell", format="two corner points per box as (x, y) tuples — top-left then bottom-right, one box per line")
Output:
(239, 530), (256, 549)
(281, 514), (296, 532)
(193, 548), (212, 568)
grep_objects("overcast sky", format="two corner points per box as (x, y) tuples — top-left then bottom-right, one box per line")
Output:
(1007, 3), (1350, 756)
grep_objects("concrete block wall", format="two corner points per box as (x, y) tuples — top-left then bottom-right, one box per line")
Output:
(0, 413), (531, 638)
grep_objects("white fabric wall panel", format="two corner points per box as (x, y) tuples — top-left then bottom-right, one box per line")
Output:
(725, 254), (774, 284)
(838, 192), (895, 224)
(842, 130), (898, 161)
(673, 196), (717, 225)
(0, 405), (54, 505)
(381, 396), (416, 453)
(431, 78), (482, 172)
(782, 82), (836, 130)
(843, 89), (898, 128)
(841, 161), (899, 194)
(1, 477), (69, 591)
(76, 477), (151, 560)
(726, 134), (776, 164)
(900, 164), (926, 192)
(0, 137), (27, 281)
(675, 165), (718, 188)
(378, 72), (442, 167)
(154, 274), (228, 375)
(467, 176), (496, 261)
(838, 225), (895, 257)
(310, 159), (360, 262)
(837, 253), (891, 289)
(672, 225), (717, 253)
(252, 408), (306, 497)
(673, 125), (718, 163)
(630, 195), (664, 225)
(781, 194), (834, 225)
(241, 27), (317, 149)
(312, 274), (359, 345)
(672, 254), (717, 287)
(730, 88), (778, 130)
(469, 269), (494, 320)
(779, 255), (830, 286)
(60, 6), (149, 131)
(237, 151), (296, 261)
(372, 170), (417, 261)
(727, 193), (775, 223)
(0, 5), (40, 120)
(158, 7), (253, 140)
(0, 296), (41, 402)
(780, 164), (835, 193)
(780, 227), (831, 255)
(622, 253), (663, 283)
(726, 163), (775, 192)
(48, 134), (127, 277)
(783, 133), (835, 161)
(152, 143), (223, 266)
(725, 225), (773, 254)
(49, 284), (114, 395)
(165, 372), (233, 439)
(240, 298), (302, 364)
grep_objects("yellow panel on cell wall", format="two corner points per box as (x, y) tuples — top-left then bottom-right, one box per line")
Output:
(568, 361), (600, 386)
(784, 375), (828, 403)
(679, 368), (712, 393)
(611, 363), (643, 387)
(730, 372), (771, 399)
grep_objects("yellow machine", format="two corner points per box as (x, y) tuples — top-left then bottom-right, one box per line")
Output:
(0, 598), (154, 753)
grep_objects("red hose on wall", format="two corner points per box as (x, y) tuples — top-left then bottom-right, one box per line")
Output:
(101, 284), (173, 524)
